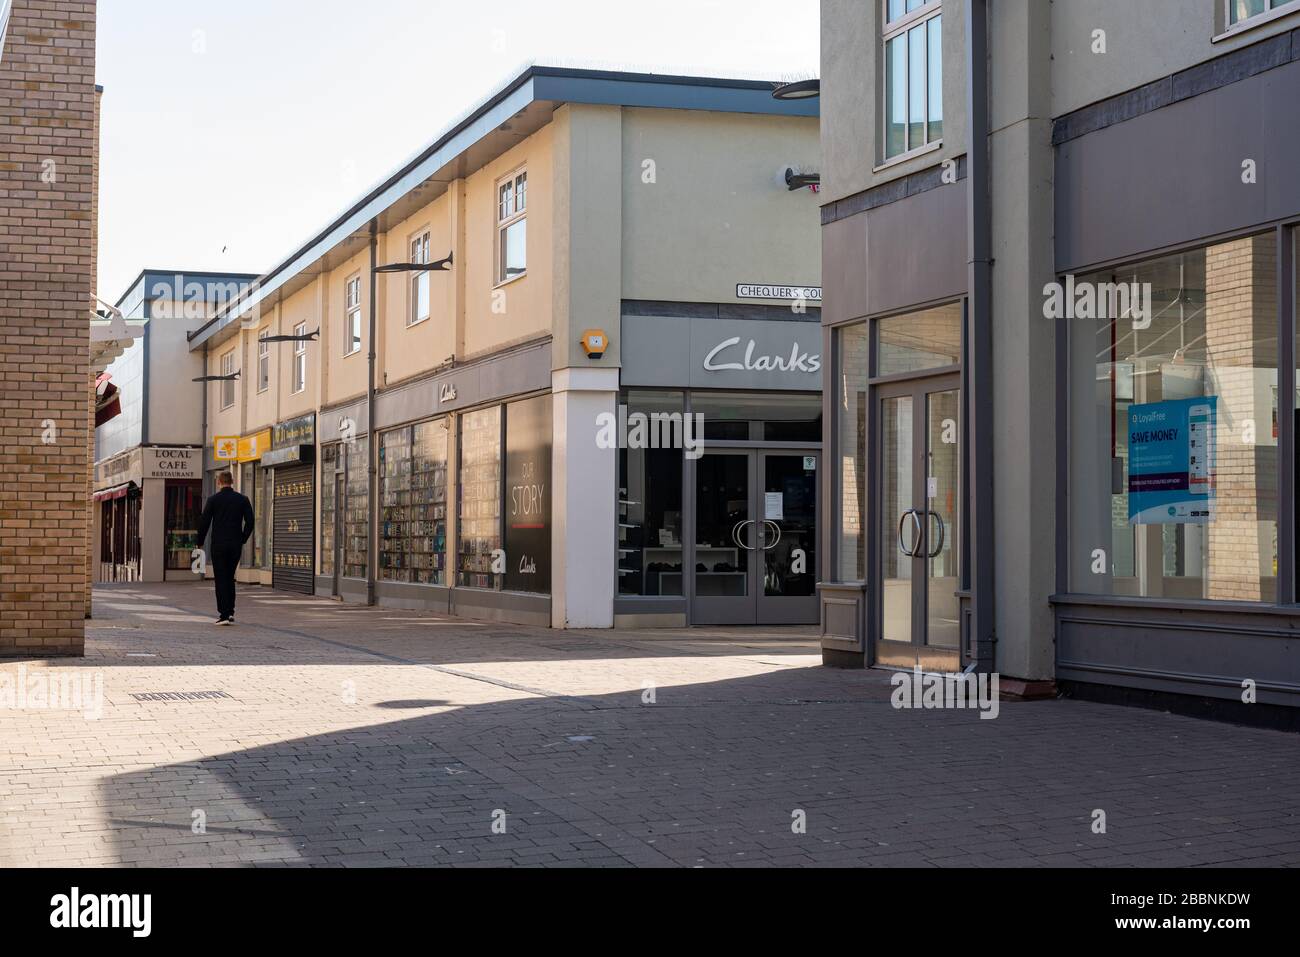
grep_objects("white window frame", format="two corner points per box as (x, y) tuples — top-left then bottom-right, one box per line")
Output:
(1219, 0), (1300, 35)
(257, 331), (270, 393)
(344, 275), (363, 356)
(495, 167), (528, 287)
(408, 231), (431, 327)
(292, 322), (308, 395)
(881, 0), (943, 164)
(220, 350), (236, 410)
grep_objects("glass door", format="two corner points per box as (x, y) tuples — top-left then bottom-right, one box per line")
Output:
(875, 375), (962, 671)
(757, 452), (819, 623)
(692, 452), (756, 625)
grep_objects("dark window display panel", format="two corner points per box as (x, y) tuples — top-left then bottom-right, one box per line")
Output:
(505, 395), (552, 594)
(343, 438), (369, 580)
(164, 480), (203, 571)
(618, 390), (685, 596)
(381, 421), (449, 585)
(459, 407), (503, 589)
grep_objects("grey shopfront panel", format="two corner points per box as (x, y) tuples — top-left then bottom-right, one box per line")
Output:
(1056, 58), (1300, 274)
(622, 315), (823, 392)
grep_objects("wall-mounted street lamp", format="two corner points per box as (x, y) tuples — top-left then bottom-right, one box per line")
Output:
(193, 372), (241, 383)
(772, 78), (820, 101)
(785, 168), (822, 192)
(259, 329), (320, 344)
(373, 252), (453, 274)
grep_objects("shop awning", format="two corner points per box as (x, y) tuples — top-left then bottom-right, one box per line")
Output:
(95, 373), (122, 427)
(93, 483), (135, 503)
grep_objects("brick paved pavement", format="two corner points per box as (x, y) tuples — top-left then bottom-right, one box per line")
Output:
(0, 582), (1297, 868)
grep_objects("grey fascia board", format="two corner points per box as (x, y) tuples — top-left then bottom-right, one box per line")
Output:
(531, 72), (819, 117)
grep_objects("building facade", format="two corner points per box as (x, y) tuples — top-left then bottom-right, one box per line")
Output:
(818, 0), (1300, 716)
(191, 67), (822, 629)
(0, 0), (98, 658)
(92, 271), (256, 583)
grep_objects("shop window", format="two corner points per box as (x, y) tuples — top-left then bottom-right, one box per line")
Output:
(380, 421), (449, 585)
(240, 462), (256, 567)
(884, 1), (942, 160)
(619, 391), (685, 596)
(343, 437), (369, 579)
(256, 465), (271, 568)
(220, 351), (236, 410)
(319, 445), (338, 577)
(692, 392), (822, 443)
(292, 322), (308, 394)
(164, 481), (204, 571)
(258, 332), (270, 393)
(409, 232), (431, 327)
(1227, 0), (1298, 27)
(344, 275), (362, 356)
(836, 324), (870, 581)
(505, 395), (552, 594)
(458, 407), (503, 589)
(877, 302), (962, 376)
(496, 169), (527, 284)
(1067, 232), (1280, 602)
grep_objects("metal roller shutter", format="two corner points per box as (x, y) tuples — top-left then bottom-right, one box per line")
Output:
(272, 464), (315, 594)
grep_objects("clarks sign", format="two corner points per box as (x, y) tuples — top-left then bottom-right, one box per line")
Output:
(703, 337), (822, 375)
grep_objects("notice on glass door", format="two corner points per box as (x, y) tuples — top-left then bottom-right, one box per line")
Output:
(765, 492), (784, 521)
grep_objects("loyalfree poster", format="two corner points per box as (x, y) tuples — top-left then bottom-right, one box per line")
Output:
(1127, 396), (1217, 525)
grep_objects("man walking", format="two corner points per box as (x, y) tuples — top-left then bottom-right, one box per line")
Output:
(196, 471), (255, 626)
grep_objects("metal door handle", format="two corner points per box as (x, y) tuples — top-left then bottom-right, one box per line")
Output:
(898, 509), (923, 558)
(762, 520), (783, 551)
(732, 520), (756, 552)
(927, 511), (946, 559)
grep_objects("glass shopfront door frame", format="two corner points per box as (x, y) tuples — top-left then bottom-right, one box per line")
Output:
(690, 448), (821, 626)
(873, 372), (963, 671)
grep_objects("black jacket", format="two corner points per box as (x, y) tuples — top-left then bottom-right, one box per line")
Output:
(197, 488), (255, 550)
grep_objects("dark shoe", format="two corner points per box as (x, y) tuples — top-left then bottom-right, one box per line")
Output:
(215, 617), (227, 625)
(218, 618), (233, 627)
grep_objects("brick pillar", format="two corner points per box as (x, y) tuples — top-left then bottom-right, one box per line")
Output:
(1203, 235), (1278, 602)
(0, 0), (98, 658)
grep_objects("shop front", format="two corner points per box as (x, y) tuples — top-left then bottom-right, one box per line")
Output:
(618, 310), (824, 627)
(93, 446), (204, 583)
(362, 341), (555, 625)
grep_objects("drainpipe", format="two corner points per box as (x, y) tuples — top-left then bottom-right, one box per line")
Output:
(966, 0), (996, 673)
(366, 222), (379, 606)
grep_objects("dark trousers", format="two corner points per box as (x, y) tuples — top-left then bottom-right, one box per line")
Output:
(210, 542), (243, 619)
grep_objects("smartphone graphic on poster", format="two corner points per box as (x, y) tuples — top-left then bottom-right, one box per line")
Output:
(1188, 404), (1212, 495)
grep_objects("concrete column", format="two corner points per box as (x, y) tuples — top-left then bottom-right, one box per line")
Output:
(988, 0), (1057, 682)
(141, 479), (166, 583)
(551, 368), (619, 629)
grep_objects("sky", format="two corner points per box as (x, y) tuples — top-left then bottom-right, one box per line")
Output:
(95, 0), (820, 301)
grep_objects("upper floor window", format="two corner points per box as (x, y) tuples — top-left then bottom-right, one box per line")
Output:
(292, 322), (308, 394)
(257, 332), (270, 393)
(409, 232), (431, 327)
(220, 350), (236, 410)
(1228, 0), (1297, 26)
(496, 169), (527, 285)
(345, 275), (363, 355)
(883, 0), (942, 161)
